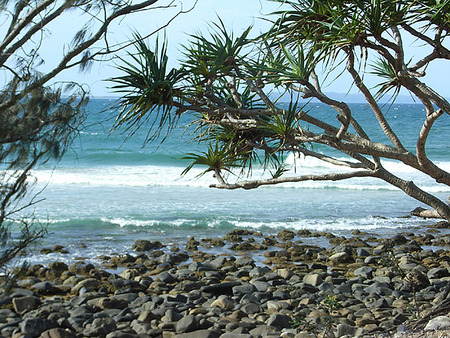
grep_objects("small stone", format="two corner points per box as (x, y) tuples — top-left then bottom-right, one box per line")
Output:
(329, 252), (353, 264)
(211, 296), (234, 310)
(176, 315), (198, 333)
(277, 268), (293, 279)
(40, 328), (77, 338)
(303, 273), (323, 287)
(132, 239), (163, 251)
(425, 316), (450, 331)
(12, 296), (41, 315)
(266, 313), (292, 329)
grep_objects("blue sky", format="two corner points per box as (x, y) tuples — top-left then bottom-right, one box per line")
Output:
(46, 0), (449, 100)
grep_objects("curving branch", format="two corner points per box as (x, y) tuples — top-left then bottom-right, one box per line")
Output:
(346, 48), (406, 152)
(0, 0), (161, 112)
(416, 109), (450, 185)
(210, 170), (377, 190)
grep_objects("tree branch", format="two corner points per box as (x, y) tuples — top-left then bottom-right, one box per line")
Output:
(416, 109), (450, 185)
(210, 170), (377, 190)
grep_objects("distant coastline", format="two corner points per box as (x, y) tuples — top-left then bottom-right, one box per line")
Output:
(91, 92), (438, 104)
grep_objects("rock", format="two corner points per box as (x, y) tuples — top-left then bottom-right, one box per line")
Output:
(132, 239), (163, 251)
(354, 266), (375, 280)
(277, 230), (296, 241)
(176, 315), (198, 333)
(240, 303), (261, 315)
(97, 297), (129, 310)
(173, 330), (220, 338)
(157, 271), (176, 283)
(137, 310), (159, 322)
(40, 328), (77, 338)
(106, 331), (139, 338)
(427, 267), (450, 279)
(20, 318), (56, 336)
(83, 318), (117, 336)
(303, 273), (323, 287)
(411, 207), (442, 219)
(210, 296), (234, 310)
(12, 296), (41, 314)
(335, 323), (358, 337)
(406, 269), (430, 288)
(30, 281), (61, 295)
(232, 284), (257, 297)
(424, 316), (450, 331)
(69, 261), (95, 275)
(266, 313), (292, 329)
(201, 282), (240, 295)
(277, 268), (293, 280)
(71, 278), (100, 295)
(329, 252), (353, 264)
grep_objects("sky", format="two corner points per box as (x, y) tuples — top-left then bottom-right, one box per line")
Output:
(47, 0), (281, 97)
(37, 0), (450, 99)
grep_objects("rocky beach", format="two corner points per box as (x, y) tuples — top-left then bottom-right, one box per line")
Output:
(1, 220), (450, 338)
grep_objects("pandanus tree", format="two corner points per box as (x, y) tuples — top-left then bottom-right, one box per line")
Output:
(111, 0), (450, 221)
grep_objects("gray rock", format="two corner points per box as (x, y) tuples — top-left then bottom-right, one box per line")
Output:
(335, 323), (357, 337)
(131, 319), (152, 334)
(356, 248), (371, 257)
(30, 281), (60, 295)
(83, 317), (117, 336)
(40, 328), (77, 338)
(12, 296), (41, 315)
(424, 316), (450, 331)
(252, 281), (270, 292)
(249, 325), (279, 336)
(235, 256), (255, 267)
(201, 282), (240, 295)
(71, 278), (100, 295)
(97, 297), (129, 310)
(157, 271), (176, 283)
(266, 313), (291, 329)
(174, 329), (221, 338)
(427, 267), (450, 279)
(354, 266), (375, 280)
(232, 284), (256, 297)
(303, 273), (323, 287)
(329, 252), (352, 264)
(20, 318), (56, 336)
(106, 331), (140, 338)
(132, 239), (163, 251)
(240, 303), (261, 315)
(176, 315), (198, 333)
(407, 269), (430, 288)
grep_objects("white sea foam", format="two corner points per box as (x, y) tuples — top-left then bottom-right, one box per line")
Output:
(31, 153), (450, 193)
(232, 215), (423, 232)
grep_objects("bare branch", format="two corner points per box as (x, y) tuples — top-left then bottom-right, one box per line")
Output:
(211, 170), (377, 190)
(346, 48), (406, 151)
(416, 109), (450, 185)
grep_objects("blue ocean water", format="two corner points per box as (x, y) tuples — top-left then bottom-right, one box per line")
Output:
(22, 99), (450, 265)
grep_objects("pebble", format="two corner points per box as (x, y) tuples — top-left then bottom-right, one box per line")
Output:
(2, 228), (450, 337)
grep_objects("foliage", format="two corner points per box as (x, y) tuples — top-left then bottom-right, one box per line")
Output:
(110, 0), (450, 221)
(0, 0), (187, 276)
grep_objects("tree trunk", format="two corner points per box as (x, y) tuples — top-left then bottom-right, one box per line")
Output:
(377, 168), (450, 221)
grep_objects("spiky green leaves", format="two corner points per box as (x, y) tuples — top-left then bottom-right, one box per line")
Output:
(182, 18), (252, 82)
(110, 35), (184, 144)
(181, 141), (251, 177)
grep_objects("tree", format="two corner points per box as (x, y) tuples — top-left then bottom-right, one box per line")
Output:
(0, 0), (192, 273)
(110, 0), (450, 221)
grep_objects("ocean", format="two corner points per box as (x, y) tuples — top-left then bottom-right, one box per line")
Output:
(19, 98), (450, 266)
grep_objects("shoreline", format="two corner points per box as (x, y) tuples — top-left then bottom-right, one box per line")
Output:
(1, 221), (450, 337)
